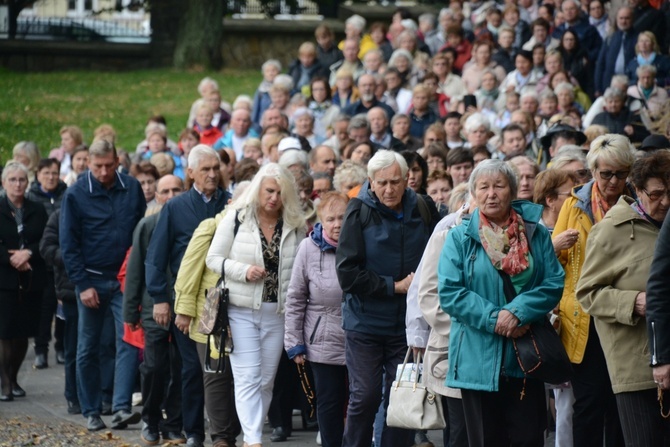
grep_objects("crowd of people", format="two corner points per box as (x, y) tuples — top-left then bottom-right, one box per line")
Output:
(3, 1), (670, 447)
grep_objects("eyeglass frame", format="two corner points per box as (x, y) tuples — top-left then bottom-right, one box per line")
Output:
(597, 169), (629, 181)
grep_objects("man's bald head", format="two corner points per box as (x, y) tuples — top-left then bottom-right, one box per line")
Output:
(156, 174), (184, 205)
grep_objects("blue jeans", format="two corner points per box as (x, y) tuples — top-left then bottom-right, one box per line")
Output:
(342, 331), (414, 447)
(171, 322), (205, 440)
(76, 278), (139, 417)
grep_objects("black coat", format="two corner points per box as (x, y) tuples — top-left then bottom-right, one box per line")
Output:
(646, 212), (670, 366)
(0, 196), (48, 292)
(39, 209), (75, 303)
(26, 180), (67, 218)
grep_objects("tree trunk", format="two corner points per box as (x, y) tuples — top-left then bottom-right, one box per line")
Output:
(148, 0), (186, 68)
(8, 1), (32, 39)
(172, 0), (224, 69)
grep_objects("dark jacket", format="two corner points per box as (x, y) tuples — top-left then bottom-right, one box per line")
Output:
(288, 59), (329, 95)
(123, 213), (161, 330)
(552, 17), (602, 63)
(633, 5), (667, 53)
(592, 110), (649, 143)
(625, 54), (670, 88)
(40, 209), (75, 302)
(26, 180), (67, 218)
(0, 196), (48, 292)
(595, 29), (638, 95)
(647, 210), (670, 367)
(336, 181), (438, 336)
(343, 99), (395, 121)
(492, 48), (516, 74)
(317, 45), (343, 70)
(409, 108), (439, 139)
(145, 187), (230, 305)
(60, 171), (146, 291)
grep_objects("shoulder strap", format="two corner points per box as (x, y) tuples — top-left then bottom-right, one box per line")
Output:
(233, 209), (241, 237)
(497, 269), (517, 304)
(416, 194), (431, 228)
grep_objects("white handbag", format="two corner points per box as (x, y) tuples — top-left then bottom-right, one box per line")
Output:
(386, 348), (446, 430)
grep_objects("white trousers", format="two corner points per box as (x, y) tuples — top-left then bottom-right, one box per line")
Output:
(554, 384), (575, 447)
(228, 303), (285, 445)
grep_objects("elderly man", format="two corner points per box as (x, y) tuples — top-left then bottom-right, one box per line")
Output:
(60, 140), (146, 432)
(344, 74), (395, 119)
(213, 109), (259, 161)
(145, 145), (233, 447)
(347, 114), (372, 144)
(336, 150), (438, 447)
(426, 8), (458, 55)
(123, 175), (185, 445)
(552, 0), (602, 62)
(368, 107), (404, 151)
(594, 7), (637, 96)
(329, 38), (365, 86)
(309, 145), (337, 177)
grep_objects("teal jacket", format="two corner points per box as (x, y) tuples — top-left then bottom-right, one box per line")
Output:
(438, 201), (565, 392)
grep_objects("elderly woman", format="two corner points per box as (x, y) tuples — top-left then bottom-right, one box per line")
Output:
(550, 146), (592, 185)
(553, 133), (635, 447)
(474, 69), (502, 116)
(388, 49), (421, 88)
(627, 65), (669, 125)
(462, 41), (507, 94)
(592, 88), (649, 143)
(49, 125), (84, 178)
(625, 31), (670, 87)
(13, 141), (41, 186)
(284, 192), (349, 447)
(438, 159), (565, 445)
(205, 163), (305, 447)
(130, 161), (160, 208)
(576, 151), (670, 446)
(555, 82), (584, 115)
(291, 107), (319, 149)
(333, 160), (367, 197)
(463, 113), (492, 151)
(0, 161), (48, 401)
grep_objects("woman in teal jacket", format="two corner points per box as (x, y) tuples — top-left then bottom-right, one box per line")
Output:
(438, 159), (565, 447)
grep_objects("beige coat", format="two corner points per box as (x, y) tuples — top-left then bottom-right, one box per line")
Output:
(576, 197), (657, 393)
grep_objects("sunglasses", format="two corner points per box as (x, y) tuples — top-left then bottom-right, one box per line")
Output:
(598, 170), (629, 180)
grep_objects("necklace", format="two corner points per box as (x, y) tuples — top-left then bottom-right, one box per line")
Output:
(568, 234), (582, 339)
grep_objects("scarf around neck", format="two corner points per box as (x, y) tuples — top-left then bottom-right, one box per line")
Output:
(591, 183), (613, 223)
(478, 208), (530, 276)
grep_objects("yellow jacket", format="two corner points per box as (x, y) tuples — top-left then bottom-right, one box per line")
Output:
(338, 34), (377, 59)
(553, 182), (594, 364)
(174, 211), (226, 347)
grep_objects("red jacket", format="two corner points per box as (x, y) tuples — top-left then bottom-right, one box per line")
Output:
(195, 125), (223, 147)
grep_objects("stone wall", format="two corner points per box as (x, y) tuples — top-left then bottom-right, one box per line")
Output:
(0, 40), (151, 71)
(221, 18), (344, 69)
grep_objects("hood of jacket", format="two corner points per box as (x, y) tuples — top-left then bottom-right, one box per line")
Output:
(310, 222), (336, 252)
(28, 180), (67, 199)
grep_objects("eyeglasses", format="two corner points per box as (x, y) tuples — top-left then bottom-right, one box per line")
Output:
(6, 177), (28, 184)
(574, 169), (590, 179)
(643, 189), (670, 202)
(598, 170), (629, 180)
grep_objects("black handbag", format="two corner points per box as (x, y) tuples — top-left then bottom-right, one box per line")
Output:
(498, 270), (573, 385)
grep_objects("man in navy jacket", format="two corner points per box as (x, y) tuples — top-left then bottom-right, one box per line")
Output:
(595, 7), (638, 96)
(145, 145), (233, 447)
(60, 140), (145, 432)
(552, 0), (602, 63)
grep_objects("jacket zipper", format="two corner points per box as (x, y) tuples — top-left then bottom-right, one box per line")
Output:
(309, 316), (322, 344)
(652, 321), (658, 365)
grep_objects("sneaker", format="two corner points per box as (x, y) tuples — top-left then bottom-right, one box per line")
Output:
(67, 401), (81, 415)
(316, 431), (322, 445)
(132, 392), (143, 406)
(87, 415), (106, 432)
(141, 423), (160, 446)
(111, 409), (141, 429)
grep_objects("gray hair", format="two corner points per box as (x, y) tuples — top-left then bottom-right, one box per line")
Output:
(233, 162), (305, 230)
(346, 14), (366, 32)
(539, 89), (557, 102)
(12, 141), (41, 172)
(334, 160), (367, 192)
(561, 0), (581, 11)
(554, 82), (575, 98)
(279, 149), (309, 171)
(603, 87), (626, 101)
(469, 159), (518, 200)
(636, 64), (657, 77)
(89, 139), (117, 158)
(261, 59), (282, 73)
(464, 112), (491, 134)
(367, 150), (409, 179)
(334, 113), (351, 125)
(551, 146), (587, 170)
(586, 134), (635, 171)
(438, 8), (454, 20)
(391, 113), (410, 127)
(197, 77), (219, 96)
(520, 90), (539, 102)
(388, 49), (414, 68)
(418, 13), (436, 28)
(188, 144), (220, 170)
(611, 75), (629, 88)
(2, 160), (29, 182)
(348, 114), (370, 133)
(448, 182), (470, 213)
(233, 95), (253, 111)
(273, 74), (295, 92)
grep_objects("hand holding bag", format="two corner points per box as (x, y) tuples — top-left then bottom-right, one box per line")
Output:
(498, 270), (573, 386)
(386, 348), (446, 430)
(198, 259), (234, 373)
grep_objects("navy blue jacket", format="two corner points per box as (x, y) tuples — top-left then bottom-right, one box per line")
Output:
(60, 171), (145, 291)
(552, 17), (602, 64)
(595, 29), (638, 95)
(343, 99), (395, 121)
(145, 187), (230, 305)
(336, 181), (437, 336)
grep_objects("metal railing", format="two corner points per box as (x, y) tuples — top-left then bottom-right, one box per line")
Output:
(0, 16), (150, 43)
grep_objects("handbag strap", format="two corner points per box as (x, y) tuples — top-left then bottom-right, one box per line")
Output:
(221, 258), (226, 288)
(396, 347), (423, 389)
(497, 269), (517, 304)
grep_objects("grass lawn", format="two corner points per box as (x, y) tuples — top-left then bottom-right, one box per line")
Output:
(0, 68), (262, 162)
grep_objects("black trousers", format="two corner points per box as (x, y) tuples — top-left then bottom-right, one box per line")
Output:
(616, 389), (670, 447)
(443, 396), (468, 447)
(268, 350), (301, 434)
(461, 376), (546, 447)
(140, 323), (182, 433)
(196, 341), (240, 444)
(34, 272), (63, 355)
(571, 319), (624, 447)
(311, 362), (348, 447)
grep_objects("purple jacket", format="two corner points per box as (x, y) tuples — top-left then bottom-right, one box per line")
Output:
(284, 224), (345, 366)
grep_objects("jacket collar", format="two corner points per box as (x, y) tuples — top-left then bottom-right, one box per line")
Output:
(86, 170), (126, 194)
(608, 195), (644, 226)
(358, 180), (418, 222)
(464, 200), (543, 242)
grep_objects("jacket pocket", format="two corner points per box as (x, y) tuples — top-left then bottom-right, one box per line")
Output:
(309, 316), (322, 344)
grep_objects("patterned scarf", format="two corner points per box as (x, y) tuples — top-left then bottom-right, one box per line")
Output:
(591, 183), (612, 224)
(479, 208), (530, 276)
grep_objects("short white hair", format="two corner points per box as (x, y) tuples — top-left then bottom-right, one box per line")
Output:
(438, 8), (454, 20)
(554, 82), (575, 98)
(346, 14), (366, 32)
(388, 49), (414, 68)
(464, 112), (491, 134)
(188, 144), (220, 170)
(273, 74), (295, 92)
(197, 77), (219, 96)
(278, 149), (309, 171)
(261, 59), (282, 73)
(2, 160), (30, 182)
(469, 159), (518, 199)
(367, 150), (408, 179)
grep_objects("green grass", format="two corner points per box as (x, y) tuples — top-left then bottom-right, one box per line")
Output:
(0, 68), (262, 162)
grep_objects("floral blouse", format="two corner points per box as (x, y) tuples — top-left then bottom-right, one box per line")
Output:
(260, 220), (282, 303)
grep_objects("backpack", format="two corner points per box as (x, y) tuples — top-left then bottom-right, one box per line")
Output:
(353, 194), (432, 229)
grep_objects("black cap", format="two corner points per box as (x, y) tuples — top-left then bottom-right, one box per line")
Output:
(639, 134), (670, 152)
(540, 123), (587, 150)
